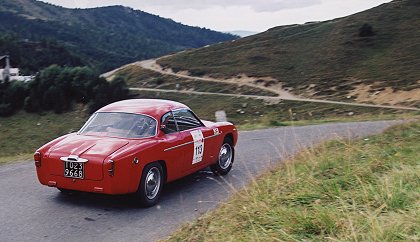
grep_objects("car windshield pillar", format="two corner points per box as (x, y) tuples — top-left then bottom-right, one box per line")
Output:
(161, 111), (178, 134)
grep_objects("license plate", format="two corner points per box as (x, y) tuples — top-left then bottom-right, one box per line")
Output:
(64, 162), (84, 179)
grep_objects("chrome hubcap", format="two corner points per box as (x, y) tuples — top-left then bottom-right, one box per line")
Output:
(145, 167), (161, 200)
(219, 143), (233, 169)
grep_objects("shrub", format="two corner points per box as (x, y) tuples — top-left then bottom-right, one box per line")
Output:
(0, 103), (13, 116)
(359, 23), (375, 37)
(0, 81), (29, 116)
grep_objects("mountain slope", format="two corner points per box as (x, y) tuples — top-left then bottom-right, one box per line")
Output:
(158, 0), (420, 104)
(0, 0), (237, 72)
(0, 34), (84, 74)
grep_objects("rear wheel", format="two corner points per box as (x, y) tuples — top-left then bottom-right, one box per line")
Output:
(211, 138), (234, 176)
(136, 162), (164, 207)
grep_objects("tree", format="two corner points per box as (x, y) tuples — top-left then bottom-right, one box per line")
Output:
(109, 76), (129, 102)
(4, 65), (130, 115)
(0, 103), (13, 116)
(0, 81), (28, 116)
(3, 82), (28, 109)
(24, 96), (37, 112)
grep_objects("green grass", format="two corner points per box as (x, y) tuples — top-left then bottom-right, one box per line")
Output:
(0, 90), (417, 163)
(133, 90), (418, 130)
(0, 153), (33, 165)
(158, 0), (420, 103)
(116, 65), (278, 97)
(0, 109), (88, 163)
(166, 121), (420, 241)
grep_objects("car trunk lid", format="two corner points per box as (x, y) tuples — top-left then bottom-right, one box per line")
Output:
(47, 135), (128, 181)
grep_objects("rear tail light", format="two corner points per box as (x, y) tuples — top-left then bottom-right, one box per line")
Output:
(34, 152), (42, 167)
(107, 160), (114, 176)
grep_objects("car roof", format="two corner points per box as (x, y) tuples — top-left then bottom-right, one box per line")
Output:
(97, 99), (189, 118)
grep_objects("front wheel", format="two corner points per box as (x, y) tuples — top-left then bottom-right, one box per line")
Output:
(135, 162), (164, 207)
(211, 139), (234, 176)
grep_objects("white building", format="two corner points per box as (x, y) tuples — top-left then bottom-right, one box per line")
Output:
(0, 68), (33, 82)
(0, 68), (19, 80)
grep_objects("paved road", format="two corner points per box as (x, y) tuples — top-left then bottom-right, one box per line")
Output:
(0, 120), (404, 242)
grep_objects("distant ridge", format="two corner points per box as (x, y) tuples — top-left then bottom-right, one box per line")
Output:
(227, 31), (259, 37)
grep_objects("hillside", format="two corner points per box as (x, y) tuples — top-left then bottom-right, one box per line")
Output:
(158, 0), (420, 106)
(0, 34), (84, 74)
(0, 0), (237, 72)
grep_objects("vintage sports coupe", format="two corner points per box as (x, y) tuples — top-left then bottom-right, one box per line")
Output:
(35, 99), (238, 206)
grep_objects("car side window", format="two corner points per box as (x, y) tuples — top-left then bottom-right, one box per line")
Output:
(173, 109), (203, 131)
(161, 112), (178, 134)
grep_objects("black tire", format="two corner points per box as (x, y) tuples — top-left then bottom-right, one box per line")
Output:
(135, 162), (164, 207)
(211, 138), (234, 176)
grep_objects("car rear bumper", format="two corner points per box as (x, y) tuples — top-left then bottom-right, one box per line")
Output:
(36, 169), (132, 195)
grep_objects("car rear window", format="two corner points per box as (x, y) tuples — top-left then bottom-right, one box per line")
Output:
(79, 112), (157, 139)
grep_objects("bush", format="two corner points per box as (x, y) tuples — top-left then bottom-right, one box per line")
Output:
(23, 96), (38, 113)
(189, 69), (207, 77)
(0, 81), (29, 116)
(0, 103), (13, 116)
(359, 23), (375, 37)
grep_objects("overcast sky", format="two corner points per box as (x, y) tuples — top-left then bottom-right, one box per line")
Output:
(41, 0), (392, 32)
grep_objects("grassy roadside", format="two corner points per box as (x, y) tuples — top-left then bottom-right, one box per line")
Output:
(166, 122), (420, 241)
(0, 91), (417, 164)
(0, 109), (88, 165)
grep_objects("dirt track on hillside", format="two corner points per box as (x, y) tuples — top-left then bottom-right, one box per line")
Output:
(101, 58), (420, 111)
(126, 59), (419, 111)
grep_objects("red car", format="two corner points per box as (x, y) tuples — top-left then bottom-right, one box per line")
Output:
(35, 99), (238, 206)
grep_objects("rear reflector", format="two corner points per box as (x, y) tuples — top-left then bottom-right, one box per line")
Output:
(34, 152), (42, 167)
(107, 160), (114, 176)
(94, 187), (104, 193)
(48, 181), (57, 187)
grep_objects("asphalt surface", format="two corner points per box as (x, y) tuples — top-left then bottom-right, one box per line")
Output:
(0, 120), (404, 242)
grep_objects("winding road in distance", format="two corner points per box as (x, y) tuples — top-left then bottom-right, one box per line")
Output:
(0, 120), (406, 242)
(102, 59), (420, 112)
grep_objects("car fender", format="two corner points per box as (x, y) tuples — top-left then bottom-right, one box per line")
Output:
(214, 122), (238, 146)
(108, 139), (167, 193)
(36, 133), (74, 156)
